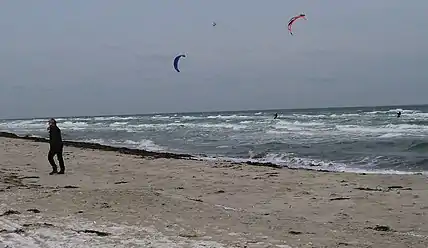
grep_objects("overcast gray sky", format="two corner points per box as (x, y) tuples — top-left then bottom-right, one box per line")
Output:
(0, 0), (427, 119)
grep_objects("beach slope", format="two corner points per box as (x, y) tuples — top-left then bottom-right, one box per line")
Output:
(1, 137), (428, 248)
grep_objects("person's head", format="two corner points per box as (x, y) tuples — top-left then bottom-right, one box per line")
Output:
(48, 118), (57, 127)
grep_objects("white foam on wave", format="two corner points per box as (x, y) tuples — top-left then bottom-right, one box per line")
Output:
(388, 108), (419, 114)
(0, 119), (108, 132)
(151, 115), (172, 119)
(387, 123), (428, 130)
(124, 139), (164, 152)
(365, 109), (420, 115)
(59, 121), (89, 130)
(206, 114), (252, 120)
(57, 117), (93, 121)
(169, 122), (248, 130)
(337, 123), (428, 136)
(410, 112), (428, 118)
(78, 138), (165, 152)
(126, 122), (247, 131)
(265, 130), (316, 137)
(94, 116), (137, 121)
(329, 113), (360, 118)
(378, 133), (403, 138)
(287, 109), (428, 123)
(202, 122), (243, 129)
(109, 122), (129, 127)
(127, 123), (159, 129)
(198, 153), (428, 175)
(0, 120), (45, 130)
(273, 121), (325, 131)
(180, 115), (203, 120)
(80, 139), (108, 146)
(294, 114), (327, 118)
(294, 121), (325, 127)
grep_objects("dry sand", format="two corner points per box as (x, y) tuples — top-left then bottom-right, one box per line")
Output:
(1, 137), (428, 248)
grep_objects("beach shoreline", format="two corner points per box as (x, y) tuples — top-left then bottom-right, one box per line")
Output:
(1, 131), (424, 175)
(1, 135), (428, 247)
(0, 131), (314, 172)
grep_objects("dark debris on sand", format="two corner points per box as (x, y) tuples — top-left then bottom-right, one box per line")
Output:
(0, 228), (25, 234)
(355, 187), (383, 192)
(27, 208), (41, 213)
(387, 185), (412, 191)
(22, 222), (54, 228)
(366, 225), (394, 232)
(0, 210), (21, 217)
(20, 176), (40, 179)
(186, 197), (203, 202)
(330, 197), (351, 201)
(114, 181), (128, 185)
(355, 186), (413, 192)
(2, 223), (110, 238)
(245, 160), (332, 172)
(75, 229), (111, 237)
(63, 185), (80, 189)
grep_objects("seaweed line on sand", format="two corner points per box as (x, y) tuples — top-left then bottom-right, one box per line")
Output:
(0, 131), (334, 172)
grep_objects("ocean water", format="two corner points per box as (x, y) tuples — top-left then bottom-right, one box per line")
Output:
(2, 105), (428, 174)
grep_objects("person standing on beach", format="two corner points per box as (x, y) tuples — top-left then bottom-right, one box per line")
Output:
(47, 118), (65, 175)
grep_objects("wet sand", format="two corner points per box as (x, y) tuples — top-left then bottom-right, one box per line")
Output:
(1, 136), (428, 248)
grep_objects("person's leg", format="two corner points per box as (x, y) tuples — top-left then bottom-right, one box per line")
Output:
(48, 150), (58, 175)
(57, 149), (65, 174)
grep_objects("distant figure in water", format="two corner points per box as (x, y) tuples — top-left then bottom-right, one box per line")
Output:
(397, 111), (401, 118)
(274, 113), (278, 119)
(47, 118), (65, 175)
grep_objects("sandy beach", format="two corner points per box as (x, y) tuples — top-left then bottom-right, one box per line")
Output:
(1, 136), (428, 248)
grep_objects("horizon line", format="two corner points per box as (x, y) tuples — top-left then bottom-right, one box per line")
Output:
(2, 103), (427, 121)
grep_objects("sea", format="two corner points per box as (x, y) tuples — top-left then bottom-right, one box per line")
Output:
(2, 105), (428, 174)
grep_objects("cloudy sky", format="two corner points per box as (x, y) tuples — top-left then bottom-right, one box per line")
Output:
(0, 0), (427, 119)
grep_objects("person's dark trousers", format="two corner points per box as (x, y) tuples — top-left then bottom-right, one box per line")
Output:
(48, 146), (65, 174)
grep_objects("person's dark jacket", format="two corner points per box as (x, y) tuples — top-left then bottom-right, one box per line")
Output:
(49, 126), (63, 150)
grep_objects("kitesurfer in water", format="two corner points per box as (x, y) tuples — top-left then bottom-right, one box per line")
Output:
(47, 118), (65, 175)
(397, 111), (401, 118)
(274, 113), (278, 119)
